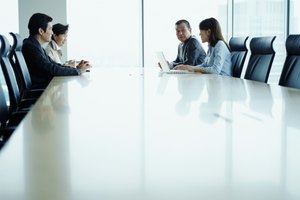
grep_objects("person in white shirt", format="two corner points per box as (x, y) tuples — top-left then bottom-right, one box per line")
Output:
(175, 17), (232, 76)
(45, 23), (76, 67)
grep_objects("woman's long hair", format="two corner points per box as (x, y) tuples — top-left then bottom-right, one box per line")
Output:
(199, 17), (230, 50)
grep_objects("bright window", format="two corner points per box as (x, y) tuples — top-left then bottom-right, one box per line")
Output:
(67, 0), (228, 68)
(144, 0), (228, 67)
(290, 0), (300, 33)
(0, 0), (18, 104)
(66, 0), (141, 67)
(0, 0), (19, 37)
(233, 0), (285, 84)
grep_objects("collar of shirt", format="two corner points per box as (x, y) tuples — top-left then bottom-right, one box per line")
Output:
(50, 40), (61, 51)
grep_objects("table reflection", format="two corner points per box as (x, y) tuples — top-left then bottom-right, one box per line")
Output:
(1, 67), (300, 200)
(246, 80), (274, 117)
(23, 81), (71, 200)
(199, 75), (229, 123)
(175, 76), (204, 116)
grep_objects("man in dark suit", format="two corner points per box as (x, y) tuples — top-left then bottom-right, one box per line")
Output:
(22, 13), (91, 89)
(170, 19), (206, 68)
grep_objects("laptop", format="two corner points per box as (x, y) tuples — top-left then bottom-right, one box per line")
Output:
(156, 51), (193, 74)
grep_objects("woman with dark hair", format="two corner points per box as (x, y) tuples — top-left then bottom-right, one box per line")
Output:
(45, 23), (76, 67)
(175, 17), (232, 76)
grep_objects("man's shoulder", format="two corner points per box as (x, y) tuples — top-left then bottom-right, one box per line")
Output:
(186, 36), (205, 51)
(189, 36), (200, 42)
(23, 36), (39, 47)
(23, 36), (42, 54)
(186, 36), (201, 46)
(23, 36), (33, 44)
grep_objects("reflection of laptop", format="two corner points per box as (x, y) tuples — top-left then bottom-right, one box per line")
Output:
(156, 51), (193, 74)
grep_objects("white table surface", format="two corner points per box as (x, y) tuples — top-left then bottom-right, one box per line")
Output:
(1, 67), (300, 200)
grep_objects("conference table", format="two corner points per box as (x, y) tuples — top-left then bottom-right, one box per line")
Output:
(1, 67), (300, 200)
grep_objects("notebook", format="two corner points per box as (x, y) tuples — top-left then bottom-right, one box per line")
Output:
(156, 51), (193, 74)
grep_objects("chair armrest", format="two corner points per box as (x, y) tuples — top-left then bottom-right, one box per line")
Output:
(23, 89), (44, 99)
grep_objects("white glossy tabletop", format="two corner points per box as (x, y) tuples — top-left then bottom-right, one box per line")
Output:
(1, 67), (300, 200)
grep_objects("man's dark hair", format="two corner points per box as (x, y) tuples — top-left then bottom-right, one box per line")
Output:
(175, 19), (191, 29)
(28, 13), (53, 36)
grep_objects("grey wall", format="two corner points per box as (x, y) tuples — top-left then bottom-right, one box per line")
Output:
(19, 0), (68, 61)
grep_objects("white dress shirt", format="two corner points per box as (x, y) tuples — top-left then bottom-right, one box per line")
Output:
(45, 40), (63, 64)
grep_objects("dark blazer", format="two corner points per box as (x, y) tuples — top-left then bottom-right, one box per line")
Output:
(171, 35), (206, 68)
(22, 36), (80, 89)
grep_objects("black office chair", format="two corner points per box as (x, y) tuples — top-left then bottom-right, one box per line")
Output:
(9, 32), (43, 98)
(278, 34), (300, 89)
(0, 34), (36, 112)
(0, 77), (24, 150)
(244, 36), (276, 83)
(0, 74), (10, 128)
(229, 36), (249, 78)
(0, 84), (13, 150)
(0, 66), (27, 148)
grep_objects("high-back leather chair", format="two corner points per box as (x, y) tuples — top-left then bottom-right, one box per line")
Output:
(9, 32), (43, 97)
(0, 80), (27, 123)
(278, 34), (300, 89)
(9, 33), (32, 92)
(244, 36), (276, 83)
(229, 36), (249, 78)
(0, 34), (22, 110)
(0, 70), (9, 127)
(0, 78), (11, 149)
(0, 34), (35, 111)
(0, 76), (22, 149)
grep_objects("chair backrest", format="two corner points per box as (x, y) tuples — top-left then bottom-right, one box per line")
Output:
(278, 34), (300, 89)
(0, 34), (21, 109)
(9, 32), (32, 92)
(244, 36), (276, 83)
(0, 67), (9, 126)
(229, 36), (249, 78)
